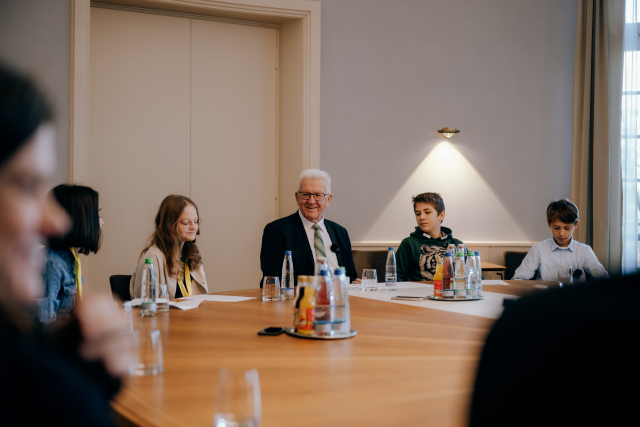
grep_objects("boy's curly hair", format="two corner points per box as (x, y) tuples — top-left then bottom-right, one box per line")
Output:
(546, 198), (579, 224)
(412, 192), (445, 215)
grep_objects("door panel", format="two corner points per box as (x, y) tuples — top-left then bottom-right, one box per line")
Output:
(190, 19), (277, 292)
(89, 8), (191, 293)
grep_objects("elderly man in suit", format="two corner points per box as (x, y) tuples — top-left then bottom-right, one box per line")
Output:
(260, 169), (360, 287)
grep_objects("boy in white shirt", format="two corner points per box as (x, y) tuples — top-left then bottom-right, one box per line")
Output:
(512, 199), (609, 282)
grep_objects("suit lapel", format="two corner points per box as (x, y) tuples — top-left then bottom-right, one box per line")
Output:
(325, 222), (344, 267)
(292, 213), (315, 266)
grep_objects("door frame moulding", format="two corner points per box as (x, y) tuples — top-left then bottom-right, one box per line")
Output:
(70, 0), (320, 186)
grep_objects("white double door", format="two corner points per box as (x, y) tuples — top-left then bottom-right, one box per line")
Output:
(89, 7), (277, 293)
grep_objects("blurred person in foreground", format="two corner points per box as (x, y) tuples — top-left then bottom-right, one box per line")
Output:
(469, 274), (640, 427)
(0, 63), (129, 426)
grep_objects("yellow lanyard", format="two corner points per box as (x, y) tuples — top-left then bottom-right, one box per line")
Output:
(69, 248), (82, 300)
(177, 263), (192, 297)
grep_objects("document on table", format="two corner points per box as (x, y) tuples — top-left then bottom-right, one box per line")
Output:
(129, 298), (201, 310)
(482, 280), (509, 285)
(179, 294), (256, 303)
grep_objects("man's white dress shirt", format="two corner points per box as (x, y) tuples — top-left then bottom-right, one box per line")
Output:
(298, 210), (339, 274)
(512, 238), (609, 282)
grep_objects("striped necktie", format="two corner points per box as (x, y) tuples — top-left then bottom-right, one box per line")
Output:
(312, 223), (326, 258)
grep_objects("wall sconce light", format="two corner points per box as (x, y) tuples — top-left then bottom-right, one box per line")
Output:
(438, 127), (460, 138)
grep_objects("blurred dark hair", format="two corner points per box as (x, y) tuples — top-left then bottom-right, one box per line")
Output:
(546, 198), (579, 225)
(48, 184), (102, 255)
(0, 63), (52, 168)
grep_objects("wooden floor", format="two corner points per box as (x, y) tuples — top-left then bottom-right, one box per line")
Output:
(112, 282), (552, 426)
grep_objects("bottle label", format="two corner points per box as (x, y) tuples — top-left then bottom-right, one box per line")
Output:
(433, 279), (442, 298)
(282, 287), (294, 296)
(295, 308), (315, 331)
(141, 302), (156, 311)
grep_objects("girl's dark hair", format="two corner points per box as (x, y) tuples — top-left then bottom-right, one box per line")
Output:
(141, 195), (203, 278)
(0, 63), (52, 168)
(48, 184), (102, 255)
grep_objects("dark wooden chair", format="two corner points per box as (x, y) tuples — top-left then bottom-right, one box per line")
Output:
(352, 250), (388, 282)
(109, 274), (132, 302)
(503, 251), (528, 280)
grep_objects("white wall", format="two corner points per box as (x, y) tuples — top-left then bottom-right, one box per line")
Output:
(314, 0), (578, 245)
(0, 0), (71, 186)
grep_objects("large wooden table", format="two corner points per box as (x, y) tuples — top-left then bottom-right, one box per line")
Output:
(113, 281), (554, 427)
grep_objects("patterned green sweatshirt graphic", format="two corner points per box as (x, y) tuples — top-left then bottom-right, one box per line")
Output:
(396, 226), (465, 281)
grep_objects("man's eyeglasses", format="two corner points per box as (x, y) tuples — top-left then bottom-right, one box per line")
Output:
(179, 218), (202, 226)
(298, 192), (328, 201)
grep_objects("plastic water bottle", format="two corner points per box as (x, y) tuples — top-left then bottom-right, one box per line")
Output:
(465, 251), (477, 298)
(281, 251), (294, 300)
(141, 258), (157, 317)
(385, 247), (397, 291)
(442, 252), (455, 299)
(474, 251), (483, 297)
(338, 267), (351, 334)
(454, 251), (467, 299)
(314, 270), (332, 336)
(331, 268), (347, 334)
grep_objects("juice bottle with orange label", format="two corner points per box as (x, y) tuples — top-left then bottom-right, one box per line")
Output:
(294, 276), (315, 334)
(433, 257), (443, 298)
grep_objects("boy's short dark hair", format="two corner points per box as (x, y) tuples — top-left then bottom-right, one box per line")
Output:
(48, 184), (102, 255)
(412, 192), (445, 215)
(546, 198), (579, 225)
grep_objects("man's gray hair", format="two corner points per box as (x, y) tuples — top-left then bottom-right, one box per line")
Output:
(298, 169), (332, 194)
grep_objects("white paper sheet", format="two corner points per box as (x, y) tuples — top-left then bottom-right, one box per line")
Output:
(481, 280), (510, 285)
(128, 298), (201, 310)
(179, 294), (256, 303)
(348, 284), (514, 319)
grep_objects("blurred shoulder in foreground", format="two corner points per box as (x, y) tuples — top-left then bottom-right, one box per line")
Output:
(470, 274), (640, 427)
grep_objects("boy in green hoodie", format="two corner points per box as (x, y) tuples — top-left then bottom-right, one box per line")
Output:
(396, 192), (466, 281)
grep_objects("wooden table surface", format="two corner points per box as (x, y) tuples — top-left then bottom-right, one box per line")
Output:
(113, 280), (555, 427)
(479, 261), (507, 271)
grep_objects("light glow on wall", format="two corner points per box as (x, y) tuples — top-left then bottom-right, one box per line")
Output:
(363, 142), (529, 243)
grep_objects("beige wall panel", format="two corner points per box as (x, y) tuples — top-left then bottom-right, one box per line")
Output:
(278, 19), (304, 217)
(89, 8), (191, 293)
(190, 19), (277, 292)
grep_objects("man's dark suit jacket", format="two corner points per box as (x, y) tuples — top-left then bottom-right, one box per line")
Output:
(260, 212), (357, 286)
(469, 274), (640, 427)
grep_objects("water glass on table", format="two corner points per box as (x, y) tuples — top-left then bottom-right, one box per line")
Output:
(361, 269), (378, 291)
(557, 266), (573, 287)
(123, 301), (134, 334)
(214, 368), (261, 427)
(129, 329), (163, 376)
(262, 276), (281, 301)
(157, 284), (169, 312)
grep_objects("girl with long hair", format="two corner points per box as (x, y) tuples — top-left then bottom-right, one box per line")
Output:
(130, 194), (208, 299)
(40, 184), (103, 324)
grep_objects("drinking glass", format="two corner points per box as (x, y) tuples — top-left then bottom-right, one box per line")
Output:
(123, 301), (134, 334)
(214, 368), (261, 427)
(557, 266), (573, 287)
(362, 269), (378, 291)
(262, 276), (281, 301)
(157, 284), (169, 312)
(129, 330), (163, 376)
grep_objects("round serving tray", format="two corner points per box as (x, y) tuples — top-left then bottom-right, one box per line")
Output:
(427, 296), (486, 302)
(284, 327), (357, 340)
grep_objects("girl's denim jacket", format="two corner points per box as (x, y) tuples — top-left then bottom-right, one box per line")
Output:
(38, 247), (81, 324)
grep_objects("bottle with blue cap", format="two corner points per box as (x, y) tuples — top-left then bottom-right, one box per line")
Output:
(314, 270), (332, 336)
(281, 250), (294, 300)
(141, 258), (157, 317)
(331, 268), (347, 334)
(385, 246), (397, 291)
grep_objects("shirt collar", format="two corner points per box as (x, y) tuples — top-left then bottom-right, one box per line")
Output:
(550, 237), (575, 252)
(298, 210), (326, 232)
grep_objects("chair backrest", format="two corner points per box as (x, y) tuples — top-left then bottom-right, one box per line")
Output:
(109, 275), (132, 302)
(503, 251), (528, 280)
(352, 250), (388, 282)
